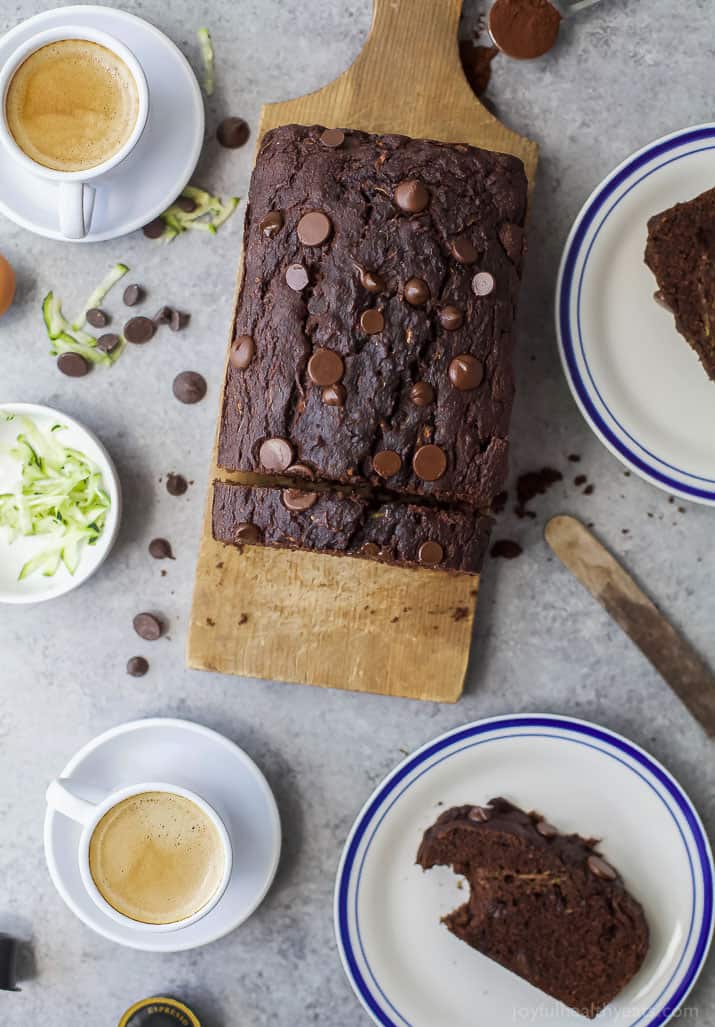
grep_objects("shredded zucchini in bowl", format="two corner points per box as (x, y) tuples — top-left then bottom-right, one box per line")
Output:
(0, 415), (111, 580)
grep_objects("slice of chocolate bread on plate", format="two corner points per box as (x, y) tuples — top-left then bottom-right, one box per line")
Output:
(645, 185), (715, 381)
(417, 798), (649, 1019)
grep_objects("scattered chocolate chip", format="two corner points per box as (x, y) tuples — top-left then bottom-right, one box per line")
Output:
(57, 352), (89, 377)
(360, 308), (384, 334)
(143, 218), (165, 239)
(491, 539), (523, 559)
(358, 267), (385, 293)
(260, 210), (284, 237)
(403, 277), (430, 306)
(217, 116), (250, 148)
(413, 444), (447, 481)
(169, 310), (190, 332)
(86, 307), (108, 328)
(320, 127), (345, 148)
(308, 347), (344, 386)
(323, 383), (346, 407)
(587, 855), (618, 881)
(172, 371), (206, 404)
(451, 236), (478, 264)
(124, 316), (155, 344)
(449, 354), (484, 390)
(361, 542), (381, 558)
(535, 819), (558, 838)
(394, 178), (429, 213)
(153, 306), (173, 325)
(176, 195), (197, 213)
(286, 263), (309, 291)
(472, 271), (495, 296)
(126, 656), (149, 677)
(468, 805), (491, 822)
(148, 538), (174, 560)
(297, 210), (332, 247)
(123, 283), (144, 306)
(439, 306), (464, 331)
(259, 437), (293, 472)
(418, 540), (444, 565)
(166, 473), (188, 496)
(282, 488), (318, 511)
(96, 333), (120, 354)
(133, 612), (163, 641)
(410, 381), (434, 406)
(235, 522), (260, 544)
(230, 335), (255, 370)
(373, 450), (402, 478)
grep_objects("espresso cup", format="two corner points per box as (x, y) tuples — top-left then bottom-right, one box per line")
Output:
(45, 779), (233, 932)
(0, 25), (149, 240)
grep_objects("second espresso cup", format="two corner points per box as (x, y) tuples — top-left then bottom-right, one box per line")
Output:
(45, 779), (233, 932)
(0, 25), (149, 239)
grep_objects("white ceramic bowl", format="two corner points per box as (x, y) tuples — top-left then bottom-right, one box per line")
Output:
(0, 402), (121, 603)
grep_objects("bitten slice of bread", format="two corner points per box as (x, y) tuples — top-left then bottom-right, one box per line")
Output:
(645, 186), (715, 381)
(417, 798), (649, 1019)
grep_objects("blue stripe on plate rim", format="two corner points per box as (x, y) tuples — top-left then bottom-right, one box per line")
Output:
(556, 123), (715, 504)
(334, 714), (714, 1027)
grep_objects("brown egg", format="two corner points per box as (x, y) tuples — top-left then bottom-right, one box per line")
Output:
(0, 255), (16, 318)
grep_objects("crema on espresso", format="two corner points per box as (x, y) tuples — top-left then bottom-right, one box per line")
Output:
(88, 791), (225, 925)
(5, 39), (139, 173)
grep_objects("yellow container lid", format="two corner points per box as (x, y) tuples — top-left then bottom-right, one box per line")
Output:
(118, 996), (201, 1027)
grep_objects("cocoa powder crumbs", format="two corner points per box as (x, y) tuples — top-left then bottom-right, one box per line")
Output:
(488, 0), (561, 60)
(515, 467), (563, 518)
(491, 539), (523, 559)
(492, 490), (509, 514)
(459, 40), (500, 97)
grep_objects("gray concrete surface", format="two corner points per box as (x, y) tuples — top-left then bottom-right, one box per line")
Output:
(0, 1), (713, 1023)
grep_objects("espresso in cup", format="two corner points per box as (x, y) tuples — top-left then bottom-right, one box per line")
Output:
(5, 38), (139, 173)
(88, 791), (226, 926)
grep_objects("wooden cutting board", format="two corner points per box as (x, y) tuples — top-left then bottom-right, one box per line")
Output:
(187, 0), (538, 702)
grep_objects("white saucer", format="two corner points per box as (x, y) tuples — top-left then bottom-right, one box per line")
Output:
(0, 402), (121, 605)
(556, 124), (715, 505)
(0, 6), (204, 242)
(335, 714), (714, 1027)
(44, 718), (281, 952)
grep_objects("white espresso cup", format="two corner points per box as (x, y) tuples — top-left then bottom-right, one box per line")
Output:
(0, 25), (149, 240)
(45, 779), (233, 933)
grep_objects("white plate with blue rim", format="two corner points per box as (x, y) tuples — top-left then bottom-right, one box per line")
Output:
(334, 714), (714, 1027)
(556, 124), (715, 505)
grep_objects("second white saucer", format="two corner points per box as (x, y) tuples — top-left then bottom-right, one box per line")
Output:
(0, 5), (204, 242)
(44, 718), (282, 952)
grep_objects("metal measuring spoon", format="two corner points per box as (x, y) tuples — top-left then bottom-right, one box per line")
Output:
(488, 0), (604, 60)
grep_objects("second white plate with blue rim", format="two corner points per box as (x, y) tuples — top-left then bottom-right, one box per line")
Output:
(556, 124), (715, 505)
(335, 714), (713, 1027)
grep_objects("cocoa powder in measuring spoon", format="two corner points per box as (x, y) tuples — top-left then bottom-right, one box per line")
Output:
(488, 0), (562, 59)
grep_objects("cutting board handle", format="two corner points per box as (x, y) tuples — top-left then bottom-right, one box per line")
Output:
(349, 0), (478, 120)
